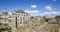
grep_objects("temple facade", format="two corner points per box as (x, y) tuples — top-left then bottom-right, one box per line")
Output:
(12, 9), (30, 27)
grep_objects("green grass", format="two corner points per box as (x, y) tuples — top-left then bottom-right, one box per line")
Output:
(32, 23), (40, 28)
(0, 26), (12, 32)
(17, 26), (32, 29)
(17, 23), (40, 29)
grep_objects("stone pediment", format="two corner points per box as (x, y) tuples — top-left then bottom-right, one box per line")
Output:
(15, 10), (25, 13)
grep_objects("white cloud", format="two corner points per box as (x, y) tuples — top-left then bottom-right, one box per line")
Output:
(45, 12), (60, 15)
(45, 5), (52, 10)
(31, 5), (37, 8)
(25, 10), (38, 13)
(43, 11), (60, 18)
(8, 11), (12, 15)
(52, 0), (57, 2)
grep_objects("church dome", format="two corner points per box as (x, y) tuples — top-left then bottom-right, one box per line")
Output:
(2, 9), (8, 15)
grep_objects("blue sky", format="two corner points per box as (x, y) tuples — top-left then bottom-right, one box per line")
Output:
(0, 0), (60, 16)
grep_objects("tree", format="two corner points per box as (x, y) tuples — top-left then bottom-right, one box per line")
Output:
(55, 16), (60, 25)
(0, 26), (12, 32)
(44, 18), (50, 22)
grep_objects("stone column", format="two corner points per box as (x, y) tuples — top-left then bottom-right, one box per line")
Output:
(19, 16), (20, 26)
(22, 14), (23, 26)
(12, 13), (17, 32)
(29, 16), (32, 26)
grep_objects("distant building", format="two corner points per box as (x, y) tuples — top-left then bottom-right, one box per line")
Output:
(0, 9), (10, 25)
